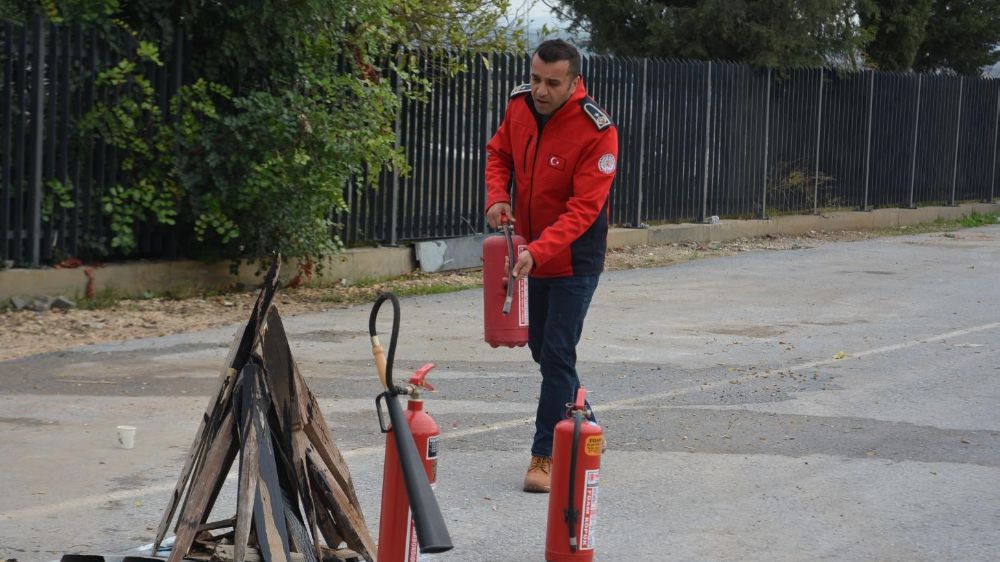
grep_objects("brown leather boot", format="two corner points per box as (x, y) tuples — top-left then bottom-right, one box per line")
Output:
(523, 455), (552, 493)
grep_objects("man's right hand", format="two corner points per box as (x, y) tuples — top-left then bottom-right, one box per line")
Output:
(486, 202), (514, 230)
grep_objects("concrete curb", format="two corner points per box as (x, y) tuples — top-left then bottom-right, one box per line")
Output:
(1, 202), (996, 302)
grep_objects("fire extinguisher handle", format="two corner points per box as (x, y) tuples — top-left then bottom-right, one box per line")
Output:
(409, 362), (436, 390)
(375, 393), (390, 433)
(574, 387), (587, 410)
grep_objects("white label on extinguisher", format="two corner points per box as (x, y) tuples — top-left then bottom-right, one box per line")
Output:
(426, 434), (439, 460)
(405, 510), (419, 561)
(405, 511), (435, 561)
(579, 469), (600, 550)
(517, 244), (529, 327)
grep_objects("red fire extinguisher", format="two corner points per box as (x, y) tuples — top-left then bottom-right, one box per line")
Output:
(546, 388), (603, 562)
(377, 363), (441, 562)
(370, 292), (452, 560)
(483, 216), (528, 347)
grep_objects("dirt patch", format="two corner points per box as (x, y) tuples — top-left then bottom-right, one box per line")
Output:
(0, 228), (897, 362)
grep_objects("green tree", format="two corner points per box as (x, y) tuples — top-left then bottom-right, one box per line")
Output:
(913, 0), (1000, 75)
(549, 0), (871, 68)
(11, 0), (519, 262)
(859, 0), (935, 70)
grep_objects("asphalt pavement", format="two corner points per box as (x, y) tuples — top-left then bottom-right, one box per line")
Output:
(2, 225), (999, 562)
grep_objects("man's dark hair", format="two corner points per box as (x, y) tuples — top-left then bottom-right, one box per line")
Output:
(534, 39), (581, 78)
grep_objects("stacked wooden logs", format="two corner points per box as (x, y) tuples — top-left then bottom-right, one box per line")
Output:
(152, 261), (375, 562)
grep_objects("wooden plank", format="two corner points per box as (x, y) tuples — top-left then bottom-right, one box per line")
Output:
(234, 364), (262, 562)
(257, 307), (305, 502)
(257, 307), (324, 556)
(309, 485), (345, 555)
(166, 407), (237, 562)
(247, 363), (292, 562)
(291, 423), (321, 558)
(305, 447), (376, 561)
(153, 363), (238, 548)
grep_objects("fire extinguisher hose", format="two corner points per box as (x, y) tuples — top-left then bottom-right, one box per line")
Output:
(502, 222), (516, 315)
(565, 406), (583, 552)
(369, 292), (454, 553)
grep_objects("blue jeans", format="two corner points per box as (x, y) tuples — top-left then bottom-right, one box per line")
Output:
(528, 274), (600, 458)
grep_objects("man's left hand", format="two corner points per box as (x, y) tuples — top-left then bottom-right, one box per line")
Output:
(511, 249), (534, 279)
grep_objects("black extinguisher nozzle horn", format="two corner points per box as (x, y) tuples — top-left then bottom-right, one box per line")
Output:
(369, 292), (454, 554)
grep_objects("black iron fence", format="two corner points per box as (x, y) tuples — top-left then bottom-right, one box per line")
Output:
(1, 17), (184, 266)
(342, 54), (999, 248)
(4, 18), (1000, 265)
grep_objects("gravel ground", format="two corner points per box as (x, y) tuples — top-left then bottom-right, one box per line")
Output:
(0, 228), (888, 362)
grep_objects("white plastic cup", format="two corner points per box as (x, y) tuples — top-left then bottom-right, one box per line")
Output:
(117, 425), (137, 449)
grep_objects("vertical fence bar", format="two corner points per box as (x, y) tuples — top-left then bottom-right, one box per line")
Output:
(862, 69), (874, 211)
(813, 68), (824, 214)
(991, 82), (999, 202)
(760, 68), (771, 219)
(635, 58), (648, 228)
(909, 75), (922, 209)
(389, 50), (402, 245)
(27, 15), (45, 266)
(700, 61), (712, 223)
(1, 21), (12, 262)
(951, 77), (963, 206)
(43, 24), (59, 262)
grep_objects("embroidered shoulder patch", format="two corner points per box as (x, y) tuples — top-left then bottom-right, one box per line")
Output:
(598, 153), (616, 175)
(510, 83), (531, 98)
(583, 102), (612, 131)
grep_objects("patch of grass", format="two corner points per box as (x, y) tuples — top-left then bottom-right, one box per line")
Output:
(78, 288), (127, 310)
(957, 211), (998, 228)
(392, 282), (480, 299)
(317, 273), (481, 305)
(878, 212), (999, 236)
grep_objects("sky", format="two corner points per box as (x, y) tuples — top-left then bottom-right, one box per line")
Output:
(512, 0), (590, 49)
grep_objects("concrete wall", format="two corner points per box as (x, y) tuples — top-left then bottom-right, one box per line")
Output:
(1, 203), (996, 302)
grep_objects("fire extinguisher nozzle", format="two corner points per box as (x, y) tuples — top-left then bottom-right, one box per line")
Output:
(501, 296), (513, 314)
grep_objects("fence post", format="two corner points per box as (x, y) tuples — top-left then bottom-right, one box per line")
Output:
(389, 50), (403, 246)
(950, 77), (963, 206)
(908, 75), (922, 209)
(760, 67), (771, 219)
(991, 82), (1000, 202)
(862, 69), (874, 211)
(28, 15), (45, 266)
(483, 53), (495, 235)
(635, 58), (648, 228)
(701, 61), (712, 223)
(812, 68), (824, 214)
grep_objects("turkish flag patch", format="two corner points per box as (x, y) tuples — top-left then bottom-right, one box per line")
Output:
(547, 153), (566, 170)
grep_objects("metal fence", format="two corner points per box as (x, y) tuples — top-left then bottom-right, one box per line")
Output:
(4, 21), (1000, 265)
(1, 17), (184, 266)
(343, 54), (999, 248)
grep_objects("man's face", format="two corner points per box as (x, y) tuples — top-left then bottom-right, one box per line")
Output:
(529, 54), (580, 116)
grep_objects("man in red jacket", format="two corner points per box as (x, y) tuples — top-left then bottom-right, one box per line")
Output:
(484, 39), (618, 493)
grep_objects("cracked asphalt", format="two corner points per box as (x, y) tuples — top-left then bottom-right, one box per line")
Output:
(2, 226), (999, 561)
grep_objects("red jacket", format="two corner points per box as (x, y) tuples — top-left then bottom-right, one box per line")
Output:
(485, 80), (618, 278)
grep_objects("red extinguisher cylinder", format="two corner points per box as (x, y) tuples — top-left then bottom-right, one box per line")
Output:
(378, 366), (441, 562)
(546, 388), (603, 562)
(483, 221), (529, 348)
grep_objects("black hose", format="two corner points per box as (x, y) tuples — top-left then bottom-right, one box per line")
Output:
(502, 224), (516, 315)
(369, 292), (400, 392)
(565, 408), (583, 551)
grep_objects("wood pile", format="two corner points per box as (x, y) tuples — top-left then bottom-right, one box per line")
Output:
(151, 261), (376, 562)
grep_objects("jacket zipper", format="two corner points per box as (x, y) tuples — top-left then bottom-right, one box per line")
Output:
(522, 135), (532, 173)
